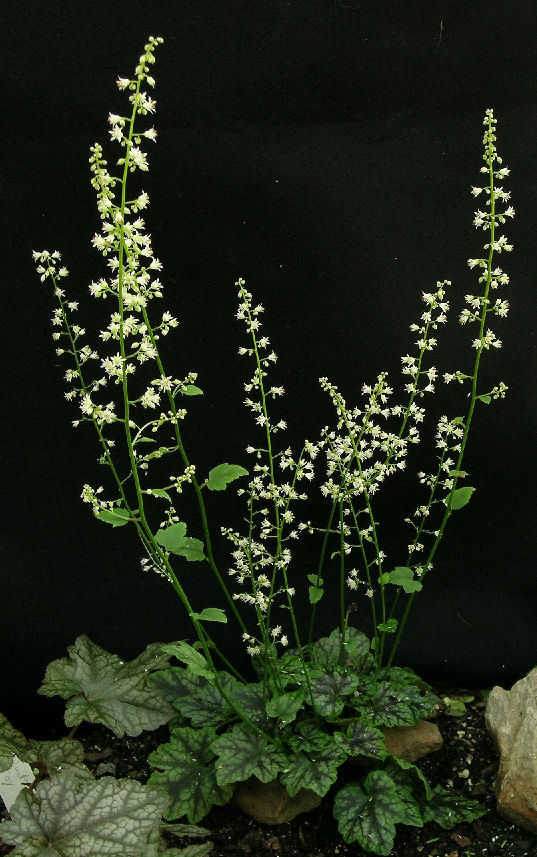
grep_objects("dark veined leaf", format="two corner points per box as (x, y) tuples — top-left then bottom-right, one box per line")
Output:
(286, 723), (335, 756)
(310, 672), (359, 718)
(333, 770), (407, 855)
(191, 608), (227, 624)
(311, 628), (371, 671)
(148, 668), (231, 727)
(1, 770), (168, 857)
(37, 636), (173, 737)
(95, 506), (132, 527)
(207, 463), (249, 491)
(352, 670), (438, 728)
(381, 758), (427, 828)
(280, 739), (347, 798)
(211, 723), (288, 787)
(333, 719), (386, 761)
(421, 784), (486, 826)
(161, 643), (214, 681)
(266, 690), (305, 724)
(449, 486), (476, 510)
(276, 653), (324, 689)
(148, 726), (232, 823)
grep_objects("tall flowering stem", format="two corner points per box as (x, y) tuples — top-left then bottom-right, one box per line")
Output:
(386, 109), (513, 665)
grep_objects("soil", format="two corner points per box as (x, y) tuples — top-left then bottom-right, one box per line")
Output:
(2, 686), (537, 857)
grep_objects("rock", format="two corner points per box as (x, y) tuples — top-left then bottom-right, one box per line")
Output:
(349, 719), (443, 766)
(381, 720), (443, 762)
(485, 668), (537, 833)
(232, 775), (322, 824)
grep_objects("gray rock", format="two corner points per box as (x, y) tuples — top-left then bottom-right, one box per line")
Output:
(485, 667), (537, 833)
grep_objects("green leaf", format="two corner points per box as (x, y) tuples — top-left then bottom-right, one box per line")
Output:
(183, 385), (204, 396)
(211, 723), (288, 787)
(311, 628), (371, 671)
(477, 394), (491, 404)
(306, 574), (323, 586)
(174, 537), (206, 562)
(148, 669), (232, 727)
(37, 636), (173, 737)
(154, 522), (187, 551)
(333, 719), (386, 761)
(333, 771), (407, 854)
(148, 489), (172, 502)
(449, 486), (476, 510)
(381, 759), (426, 827)
(276, 654), (324, 689)
(422, 785), (486, 826)
(377, 619), (399, 633)
(381, 567), (422, 594)
(310, 672), (359, 718)
(0, 769), (169, 857)
(161, 643), (214, 681)
(280, 740), (346, 798)
(266, 690), (305, 724)
(95, 506), (132, 527)
(308, 585), (324, 604)
(206, 463), (248, 492)
(0, 714), (35, 774)
(353, 670), (438, 728)
(148, 726), (232, 823)
(191, 608), (227, 624)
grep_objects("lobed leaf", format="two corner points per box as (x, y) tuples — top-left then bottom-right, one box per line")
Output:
(211, 723), (288, 787)
(0, 770), (169, 857)
(37, 636), (173, 737)
(421, 784), (486, 826)
(206, 463), (248, 492)
(148, 726), (232, 823)
(310, 672), (359, 718)
(333, 771), (407, 855)
(333, 719), (387, 761)
(311, 628), (371, 671)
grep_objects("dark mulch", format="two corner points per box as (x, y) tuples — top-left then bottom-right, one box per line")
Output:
(2, 687), (537, 857)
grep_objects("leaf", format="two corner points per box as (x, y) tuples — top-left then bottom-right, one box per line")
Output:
(266, 690), (305, 724)
(381, 567), (422, 594)
(333, 771), (407, 855)
(280, 740), (346, 798)
(449, 486), (476, 510)
(206, 463), (248, 492)
(95, 506), (132, 527)
(353, 670), (438, 728)
(149, 669), (237, 728)
(381, 758), (427, 827)
(161, 643), (214, 681)
(310, 672), (359, 718)
(306, 574), (323, 586)
(148, 726), (232, 823)
(37, 636), (173, 737)
(377, 619), (398, 633)
(183, 385), (203, 396)
(311, 628), (371, 671)
(477, 394), (491, 404)
(308, 585), (324, 604)
(0, 755), (35, 812)
(155, 524), (206, 562)
(211, 723), (288, 787)
(333, 719), (386, 761)
(191, 608), (227, 624)
(276, 654), (324, 689)
(421, 784), (486, 826)
(0, 770), (169, 857)
(148, 489), (172, 502)
(0, 714), (34, 774)
(154, 522), (187, 551)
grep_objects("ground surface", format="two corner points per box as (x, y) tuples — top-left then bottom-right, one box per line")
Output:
(2, 687), (537, 857)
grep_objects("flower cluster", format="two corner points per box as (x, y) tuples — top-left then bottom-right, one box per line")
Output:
(34, 38), (201, 536)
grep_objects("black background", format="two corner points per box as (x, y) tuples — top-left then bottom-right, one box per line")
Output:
(2, 0), (536, 736)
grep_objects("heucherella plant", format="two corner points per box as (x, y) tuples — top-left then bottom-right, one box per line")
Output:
(20, 36), (515, 855)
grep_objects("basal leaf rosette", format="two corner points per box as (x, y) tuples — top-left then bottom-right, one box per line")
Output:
(37, 635), (173, 737)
